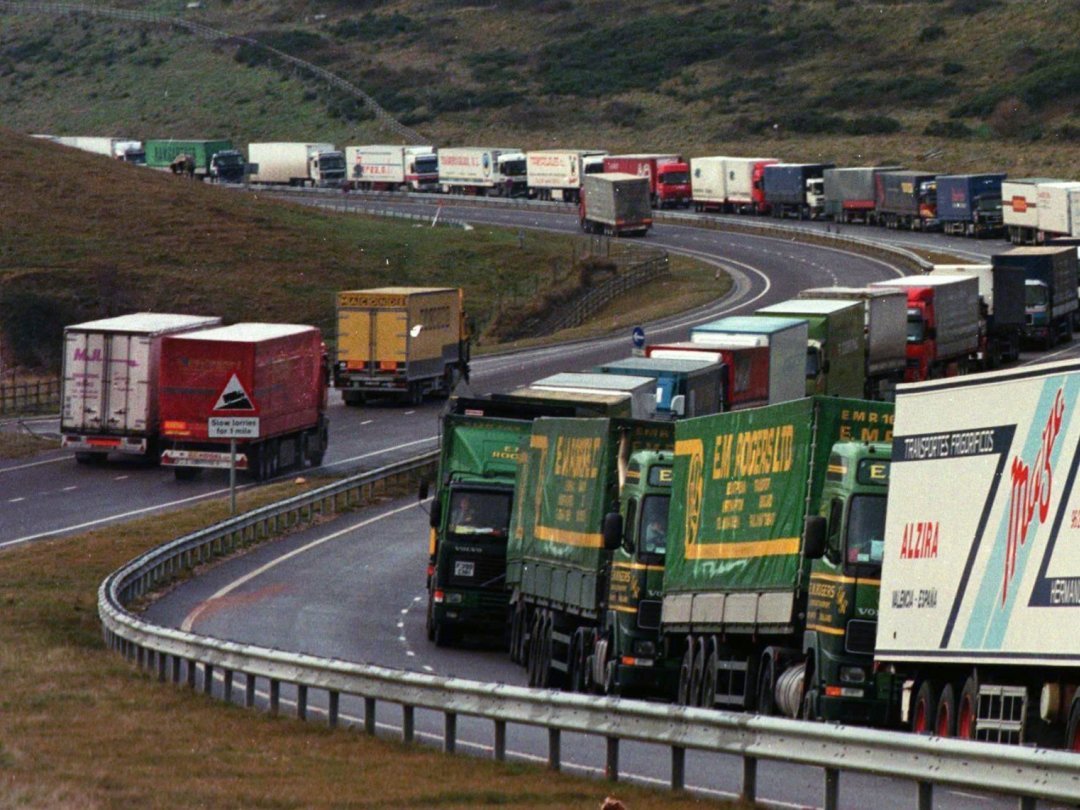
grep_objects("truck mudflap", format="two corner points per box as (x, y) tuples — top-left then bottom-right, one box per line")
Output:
(161, 449), (249, 470)
(62, 434), (148, 455)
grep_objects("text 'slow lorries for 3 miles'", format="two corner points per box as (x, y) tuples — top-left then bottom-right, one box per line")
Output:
(248, 142), (346, 187)
(578, 173), (652, 236)
(344, 145), (438, 192)
(595, 356), (726, 419)
(61, 313), (222, 463)
(762, 163), (833, 219)
(929, 264), (1025, 367)
(992, 247), (1079, 350)
(159, 323), (330, 481)
(333, 287), (470, 405)
(525, 150), (607, 202)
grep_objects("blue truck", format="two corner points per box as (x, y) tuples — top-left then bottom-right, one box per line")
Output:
(762, 163), (834, 219)
(935, 173), (1006, 238)
(593, 355), (726, 418)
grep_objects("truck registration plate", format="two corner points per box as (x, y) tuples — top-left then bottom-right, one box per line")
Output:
(454, 561), (475, 577)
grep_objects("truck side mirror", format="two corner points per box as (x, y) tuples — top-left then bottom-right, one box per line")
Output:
(602, 512), (623, 551)
(670, 394), (686, 417)
(419, 480), (430, 501)
(804, 516), (827, 559)
(429, 498), (442, 529)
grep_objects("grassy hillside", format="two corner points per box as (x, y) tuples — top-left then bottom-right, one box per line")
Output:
(1, 0), (1078, 175)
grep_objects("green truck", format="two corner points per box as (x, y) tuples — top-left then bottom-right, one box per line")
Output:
(506, 417), (676, 695)
(754, 299), (866, 398)
(663, 396), (895, 724)
(144, 139), (238, 179)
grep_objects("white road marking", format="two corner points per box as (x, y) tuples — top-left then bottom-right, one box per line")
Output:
(319, 436), (438, 470)
(114, 475), (129, 481)
(0, 455), (68, 474)
(62, 486), (77, 491)
(8, 497), (25, 503)
(361, 420), (373, 425)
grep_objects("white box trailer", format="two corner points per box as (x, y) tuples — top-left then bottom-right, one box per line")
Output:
(879, 360), (1080, 745)
(723, 156), (778, 210)
(1036, 181), (1080, 239)
(61, 313), (222, 461)
(525, 149), (607, 201)
(437, 146), (526, 196)
(343, 145), (437, 191)
(1002, 177), (1065, 244)
(529, 372), (657, 419)
(248, 142), (346, 187)
(690, 156), (727, 209)
(690, 315), (807, 405)
(50, 135), (145, 162)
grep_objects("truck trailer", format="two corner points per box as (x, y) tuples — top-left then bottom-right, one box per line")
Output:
(344, 145), (438, 192)
(929, 264), (1025, 367)
(762, 163), (833, 219)
(934, 173), (1006, 238)
(578, 173), (652, 236)
(1035, 182), (1080, 241)
(602, 154), (691, 208)
(528, 372), (657, 419)
(594, 356), (726, 419)
(145, 139), (236, 179)
(159, 323), (329, 481)
(875, 171), (939, 230)
(689, 316), (808, 405)
(991, 247), (1079, 350)
(1001, 178), (1066, 245)
(437, 147), (527, 196)
(333, 287), (470, 405)
(690, 156), (778, 214)
(644, 341), (775, 411)
(525, 149), (607, 202)
(823, 166), (902, 223)
(248, 142), (346, 187)
(60, 313), (222, 463)
(50, 135), (145, 163)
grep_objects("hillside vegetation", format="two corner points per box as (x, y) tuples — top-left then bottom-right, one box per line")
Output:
(1, 0), (1078, 174)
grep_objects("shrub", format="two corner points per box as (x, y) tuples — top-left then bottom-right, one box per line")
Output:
(845, 115), (902, 135)
(942, 61), (964, 76)
(988, 96), (1041, 140)
(924, 119), (973, 138)
(330, 13), (417, 41)
(602, 100), (645, 128)
(918, 25), (946, 43)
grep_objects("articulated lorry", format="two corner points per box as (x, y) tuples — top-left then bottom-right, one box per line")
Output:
(159, 323), (329, 480)
(880, 360), (1080, 747)
(992, 247), (1079, 350)
(595, 356), (726, 419)
(929, 264), (1025, 367)
(875, 170), (939, 231)
(344, 145), (438, 192)
(438, 147), (527, 196)
(50, 135), (145, 163)
(795, 286), (908, 400)
(145, 139), (238, 179)
(690, 156), (778, 214)
(664, 396), (895, 723)
(248, 142), (346, 187)
(506, 417), (676, 694)
(934, 173), (1006, 238)
(755, 299), (867, 398)
(762, 163), (833, 219)
(526, 150), (607, 202)
(823, 166), (902, 224)
(333, 287), (470, 405)
(61, 313), (221, 463)
(645, 342), (775, 411)
(578, 173), (652, 237)
(689, 316), (808, 405)
(602, 154), (690, 208)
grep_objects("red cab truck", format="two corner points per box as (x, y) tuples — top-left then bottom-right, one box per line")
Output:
(159, 323), (330, 481)
(602, 154), (690, 208)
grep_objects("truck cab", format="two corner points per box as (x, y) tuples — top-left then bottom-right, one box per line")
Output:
(655, 162), (691, 208)
(803, 441), (892, 725)
(496, 151), (528, 196)
(210, 150), (246, 183)
(312, 150), (347, 187)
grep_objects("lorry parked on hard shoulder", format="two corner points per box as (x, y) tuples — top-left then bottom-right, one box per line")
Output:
(437, 147), (527, 196)
(664, 396), (895, 723)
(934, 173), (1006, 238)
(525, 150), (607, 202)
(992, 247), (1079, 350)
(762, 163), (834, 219)
(594, 356), (726, 419)
(159, 323), (329, 481)
(755, 299), (867, 398)
(578, 173), (652, 237)
(506, 417), (676, 695)
(823, 166), (902, 224)
(333, 287), (470, 405)
(145, 139), (236, 179)
(528, 372), (657, 419)
(689, 315), (809, 405)
(344, 145), (438, 192)
(1001, 178), (1066, 244)
(61, 313), (222, 464)
(875, 170), (939, 230)
(795, 287), (908, 400)
(928, 264), (1025, 368)
(603, 154), (690, 209)
(49, 136), (146, 164)
(690, 156), (778, 214)
(879, 360), (1080, 747)
(247, 142), (346, 187)
(645, 341), (774, 411)
(869, 275), (981, 382)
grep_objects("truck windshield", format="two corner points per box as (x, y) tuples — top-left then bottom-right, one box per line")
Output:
(846, 494), (886, 567)
(1026, 283), (1049, 308)
(216, 154), (243, 168)
(660, 171), (689, 185)
(448, 490), (511, 539)
(501, 158), (527, 177)
(414, 154), (438, 174)
(639, 494), (669, 556)
(320, 155), (346, 172)
(906, 309), (926, 343)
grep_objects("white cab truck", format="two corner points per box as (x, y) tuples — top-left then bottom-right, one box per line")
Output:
(690, 155), (778, 213)
(61, 313), (222, 463)
(437, 147), (526, 196)
(525, 149), (607, 202)
(1036, 181), (1080, 240)
(248, 142), (347, 187)
(344, 145), (438, 191)
(45, 135), (145, 163)
(880, 359), (1080, 747)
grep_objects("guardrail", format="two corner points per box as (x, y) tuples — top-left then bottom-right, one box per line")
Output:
(0, 378), (60, 415)
(99, 453), (1080, 809)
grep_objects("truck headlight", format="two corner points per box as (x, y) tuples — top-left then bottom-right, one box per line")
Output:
(840, 666), (865, 684)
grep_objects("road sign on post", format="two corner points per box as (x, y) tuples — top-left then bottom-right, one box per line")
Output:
(632, 326), (646, 356)
(210, 374), (260, 515)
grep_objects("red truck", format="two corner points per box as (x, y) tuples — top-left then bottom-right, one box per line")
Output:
(602, 153), (690, 209)
(644, 341), (773, 410)
(158, 323), (330, 481)
(869, 275), (981, 382)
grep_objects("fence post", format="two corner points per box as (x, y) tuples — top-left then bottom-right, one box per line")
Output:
(605, 736), (619, 781)
(742, 756), (758, 804)
(444, 712), (457, 753)
(671, 746), (686, 791)
(548, 728), (561, 771)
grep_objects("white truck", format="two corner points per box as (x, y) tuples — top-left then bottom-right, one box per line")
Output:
(525, 149), (607, 202)
(1036, 181), (1080, 241)
(45, 135), (145, 163)
(880, 359), (1080, 748)
(689, 315), (808, 405)
(343, 145), (438, 192)
(528, 371), (658, 419)
(690, 155), (778, 213)
(1001, 177), (1080, 244)
(60, 313), (222, 463)
(437, 147), (527, 196)
(248, 142), (347, 187)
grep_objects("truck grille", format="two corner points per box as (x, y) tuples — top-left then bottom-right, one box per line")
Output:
(637, 599), (661, 631)
(448, 555), (505, 590)
(845, 620), (876, 654)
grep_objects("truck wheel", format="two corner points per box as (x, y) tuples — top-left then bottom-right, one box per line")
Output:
(1066, 698), (1080, 752)
(526, 613), (544, 687)
(700, 647), (718, 709)
(509, 605), (523, 664)
(688, 639), (706, 707)
(757, 655), (776, 716)
(567, 630), (584, 693)
(911, 680), (939, 735)
(957, 674), (979, 740)
(433, 620), (454, 648)
(935, 683), (958, 737)
(677, 642), (694, 706)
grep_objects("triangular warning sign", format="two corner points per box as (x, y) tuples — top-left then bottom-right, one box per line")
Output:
(213, 374), (256, 412)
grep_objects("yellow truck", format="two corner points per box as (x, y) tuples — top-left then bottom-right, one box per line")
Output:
(333, 287), (470, 405)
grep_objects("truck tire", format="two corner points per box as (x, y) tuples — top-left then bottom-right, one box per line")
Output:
(1066, 697), (1080, 752)
(936, 683), (958, 737)
(911, 679), (940, 735)
(957, 674), (979, 740)
(527, 613), (544, 687)
(757, 655), (776, 716)
(567, 630), (586, 693)
(433, 619), (454, 648)
(700, 646), (718, 709)
(677, 642), (694, 706)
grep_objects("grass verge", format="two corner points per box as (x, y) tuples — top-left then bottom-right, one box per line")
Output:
(0, 431), (58, 459)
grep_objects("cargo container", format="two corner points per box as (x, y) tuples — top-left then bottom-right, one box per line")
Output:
(690, 156), (779, 214)
(60, 313), (222, 463)
(795, 286), (908, 399)
(663, 396), (895, 723)
(929, 264), (1025, 367)
(644, 341), (774, 411)
(506, 417), (676, 694)
(879, 360), (1080, 747)
(594, 356), (725, 418)
(689, 315), (808, 405)
(1001, 178), (1065, 244)
(525, 149), (607, 202)
(50, 135), (145, 163)
(762, 163), (834, 219)
(755, 299), (867, 398)
(875, 171), (939, 230)
(823, 166), (902, 223)
(344, 145), (438, 192)
(603, 154), (690, 208)
(145, 139), (235, 178)
(333, 287), (470, 405)
(159, 323), (329, 480)
(578, 173), (652, 236)
(248, 142), (346, 187)
(869, 275), (981, 381)
(1035, 181), (1080, 240)
(934, 173), (1006, 238)
(992, 247), (1079, 350)
(437, 147), (527, 196)
(528, 372), (657, 419)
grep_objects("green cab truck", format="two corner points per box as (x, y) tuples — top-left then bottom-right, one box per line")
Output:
(506, 417), (676, 695)
(144, 139), (237, 179)
(663, 396), (895, 724)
